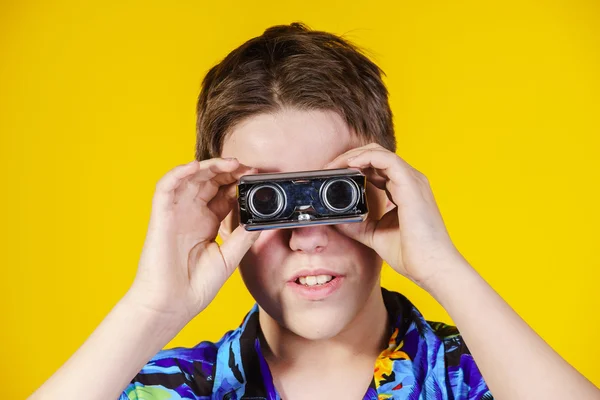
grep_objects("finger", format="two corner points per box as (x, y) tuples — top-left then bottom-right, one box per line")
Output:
(333, 217), (377, 249)
(153, 161), (200, 209)
(326, 148), (394, 185)
(174, 162), (255, 206)
(174, 166), (239, 205)
(351, 166), (398, 208)
(361, 167), (388, 190)
(347, 149), (415, 188)
(188, 157), (241, 183)
(209, 166), (258, 220)
(193, 166), (258, 205)
(218, 225), (262, 276)
(323, 143), (382, 169)
(189, 163), (252, 189)
(206, 181), (238, 221)
(160, 158), (239, 207)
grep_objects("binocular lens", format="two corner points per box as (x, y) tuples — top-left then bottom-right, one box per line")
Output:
(248, 184), (285, 218)
(322, 178), (358, 212)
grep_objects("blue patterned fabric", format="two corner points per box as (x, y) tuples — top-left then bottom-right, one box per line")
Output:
(120, 288), (492, 399)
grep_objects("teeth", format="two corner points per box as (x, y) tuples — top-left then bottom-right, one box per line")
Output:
(296, 274), (334, 287)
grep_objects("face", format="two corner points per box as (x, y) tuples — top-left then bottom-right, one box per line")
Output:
(221, 108), (388, 340)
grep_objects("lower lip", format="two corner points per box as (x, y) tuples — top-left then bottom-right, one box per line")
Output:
(286, 276), (345, 300)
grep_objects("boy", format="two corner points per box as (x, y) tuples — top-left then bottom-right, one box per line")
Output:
(31, 23), (599, 400)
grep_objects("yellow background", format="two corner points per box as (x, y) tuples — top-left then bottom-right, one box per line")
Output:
(1, 0), (599, 397)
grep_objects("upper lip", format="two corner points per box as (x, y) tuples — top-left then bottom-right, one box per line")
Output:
(288, 268), (344, 282)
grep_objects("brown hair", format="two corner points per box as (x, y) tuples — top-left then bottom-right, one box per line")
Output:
(195, 22), (395, 161)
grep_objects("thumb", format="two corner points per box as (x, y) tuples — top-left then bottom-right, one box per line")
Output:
(218, 225), (261, 275)
(334, 218), (376, 250)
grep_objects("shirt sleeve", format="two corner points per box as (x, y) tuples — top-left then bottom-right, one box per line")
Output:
(118, 342), (218, 400)
(431, 322), (494, 400)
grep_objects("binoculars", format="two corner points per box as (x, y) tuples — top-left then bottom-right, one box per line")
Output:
(237, 168), (368, 231)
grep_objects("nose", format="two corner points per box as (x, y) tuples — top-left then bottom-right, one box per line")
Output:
(289, 226), (329, 253)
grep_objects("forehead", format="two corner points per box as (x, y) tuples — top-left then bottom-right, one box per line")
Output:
(221, 108), (359, 172)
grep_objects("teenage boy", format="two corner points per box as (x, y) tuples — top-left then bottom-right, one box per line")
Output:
(31, 23), (599, 400)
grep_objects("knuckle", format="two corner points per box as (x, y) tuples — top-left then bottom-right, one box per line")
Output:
(199, 157), (218, 168)
(155, 177), (167, 191)
(416, 171), (429, 183)
(155, 174), (178, 193)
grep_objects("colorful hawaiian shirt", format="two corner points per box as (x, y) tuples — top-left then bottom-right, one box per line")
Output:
(120, 288), (493, 399)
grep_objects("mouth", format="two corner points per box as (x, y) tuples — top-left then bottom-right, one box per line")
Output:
(294, 274), (337, 287)
(287, 271), (345, 300)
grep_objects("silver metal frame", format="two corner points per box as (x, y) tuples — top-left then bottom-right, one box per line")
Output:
(239, 168), (362, 184)
(242, 214), (367, 231)
(238, 168), (368, 231)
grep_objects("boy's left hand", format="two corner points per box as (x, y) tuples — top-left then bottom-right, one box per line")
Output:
(324, 143), (467, 289)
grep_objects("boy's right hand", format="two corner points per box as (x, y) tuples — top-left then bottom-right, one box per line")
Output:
(127, 158), (260, 323)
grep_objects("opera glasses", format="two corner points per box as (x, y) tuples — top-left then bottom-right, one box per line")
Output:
(237, 168), (368, 231)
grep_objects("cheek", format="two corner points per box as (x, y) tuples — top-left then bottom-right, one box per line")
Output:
(240, 230), (288, 285)
(249, 230), (287, 257)
(353, 242), (383, 278)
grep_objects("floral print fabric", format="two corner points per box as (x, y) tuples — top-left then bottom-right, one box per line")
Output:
(120, 288), (492, 399)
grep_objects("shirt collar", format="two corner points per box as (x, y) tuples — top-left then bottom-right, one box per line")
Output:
(213, 287), (414, 399)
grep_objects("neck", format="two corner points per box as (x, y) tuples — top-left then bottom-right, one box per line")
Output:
(258, 285), (389, 369)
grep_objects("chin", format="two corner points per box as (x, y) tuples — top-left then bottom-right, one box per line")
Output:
(281, 303), (357, 340)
